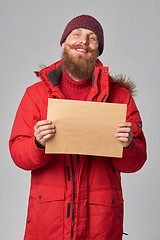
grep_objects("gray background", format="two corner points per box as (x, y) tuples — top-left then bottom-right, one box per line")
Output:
(1, 0), (159, 239)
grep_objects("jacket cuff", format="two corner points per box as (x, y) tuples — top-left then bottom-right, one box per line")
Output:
(35, 138), (45, 149)
(123, 139), (136, 157)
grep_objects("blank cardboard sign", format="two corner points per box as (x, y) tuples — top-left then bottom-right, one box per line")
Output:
(45, 99), (127, 158)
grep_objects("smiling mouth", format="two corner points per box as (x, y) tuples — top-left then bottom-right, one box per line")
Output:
(75, 48), (88, 53)
(67, 44), (92, 53)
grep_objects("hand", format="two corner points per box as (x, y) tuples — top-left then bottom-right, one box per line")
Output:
(115, 122), (133, 148)
(34, 120), (56, 147)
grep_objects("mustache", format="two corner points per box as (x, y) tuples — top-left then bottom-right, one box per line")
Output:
(67, 43), (95, 52)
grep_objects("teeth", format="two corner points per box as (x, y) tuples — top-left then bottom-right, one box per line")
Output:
(76, 49), (86, 52)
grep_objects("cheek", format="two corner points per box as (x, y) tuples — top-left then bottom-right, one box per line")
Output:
(65, 36), (77, 46)
(91, 43), (98, 51)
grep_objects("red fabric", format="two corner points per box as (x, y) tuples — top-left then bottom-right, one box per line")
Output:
(59, 70), (92, 100)
(9, 59), (147, 240)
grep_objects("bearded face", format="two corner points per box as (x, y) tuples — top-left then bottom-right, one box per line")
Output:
(61, 28), (99, 81)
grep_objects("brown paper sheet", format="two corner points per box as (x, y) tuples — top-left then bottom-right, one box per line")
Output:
(45, 99), (127, 158)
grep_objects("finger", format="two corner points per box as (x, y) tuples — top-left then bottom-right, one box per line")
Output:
(116, 137), (129, 143)
(42, 133), (55, 140)
(40, 133), (55, 146)
(36, 129), (56, 141)
(116, 127), (131, 133)
(34, 120), (52, 129)
(118, 122), (132, 127)
(38, 124), (55, 133)
(115, 132), (129, 138)
(37, 133), (55, 147)
(34, 124), (55, 137)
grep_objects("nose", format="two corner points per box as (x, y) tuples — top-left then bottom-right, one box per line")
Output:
(79, 34), (89, 45)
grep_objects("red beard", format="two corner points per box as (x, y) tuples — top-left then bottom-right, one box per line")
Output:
(62, 43), (99, 80)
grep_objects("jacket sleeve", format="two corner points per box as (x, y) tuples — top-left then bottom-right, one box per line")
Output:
(112, 92), (147, 173)
(9, 87), (52, 171)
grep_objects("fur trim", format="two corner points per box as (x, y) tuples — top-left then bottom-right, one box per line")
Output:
(111, 74), (137, 96)
(39, 64), (47, 70)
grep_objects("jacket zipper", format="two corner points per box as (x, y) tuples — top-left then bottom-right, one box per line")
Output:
(91, 68), (101, 102)
(70, 154), (75, 240)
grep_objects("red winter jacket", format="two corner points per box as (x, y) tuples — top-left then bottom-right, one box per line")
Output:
(9, 60), (147, 240)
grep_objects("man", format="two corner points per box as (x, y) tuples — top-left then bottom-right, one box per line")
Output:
(9, 15), (147, 240)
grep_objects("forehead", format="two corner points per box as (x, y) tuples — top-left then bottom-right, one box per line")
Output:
(70, 28), (97, 36)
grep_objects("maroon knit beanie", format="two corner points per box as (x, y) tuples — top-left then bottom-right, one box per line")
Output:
(60, 15), (104, 56)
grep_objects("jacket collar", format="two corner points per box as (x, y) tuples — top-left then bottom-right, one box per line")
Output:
(35, 59), (110, 102)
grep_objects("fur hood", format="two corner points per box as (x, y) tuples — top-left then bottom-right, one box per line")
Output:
(111, 74), (136, 96)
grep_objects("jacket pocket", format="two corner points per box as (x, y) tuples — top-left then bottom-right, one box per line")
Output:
(25, 185), (64, 240)
(30, 184), (64, 203)
(88, 189), (123, 240)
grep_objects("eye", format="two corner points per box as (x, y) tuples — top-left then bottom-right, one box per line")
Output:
(89, 36), (96, 40)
